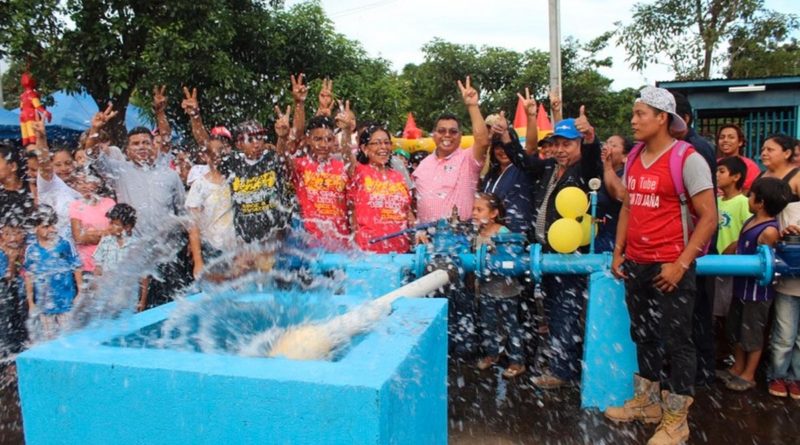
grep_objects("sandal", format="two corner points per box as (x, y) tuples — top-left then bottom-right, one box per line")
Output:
(477, 356), (499, 371)
(726, 375), (756, 392)
(715, 368), (736, 382)
(502, 364), (526, 379)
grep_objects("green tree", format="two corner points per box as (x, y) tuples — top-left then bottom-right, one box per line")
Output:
(726, 11), (800, 78)
(614, 0), (797, 79)
(0, 0), (405, 143)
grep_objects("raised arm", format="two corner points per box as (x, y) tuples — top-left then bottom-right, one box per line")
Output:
(316, 78), (334, 117)
(335, 100), (357, 176)
(575, 105), (602, 183)
(274, 105), (292, 160)
(31, 113), (54, 181)
(457, 76), (489, 162)
(181, 87), (210, 147)
(153, 85), (171, 153)
(84, 104), (118, 156)
(601, 145), (626, 202)
(492, 111), (547, 178)
(290, 74), (308, 147)
(517, 88), (539, 155)
(550, 91), (563, 124)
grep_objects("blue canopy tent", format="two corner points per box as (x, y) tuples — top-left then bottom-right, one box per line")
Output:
(0, 91), (152, 147)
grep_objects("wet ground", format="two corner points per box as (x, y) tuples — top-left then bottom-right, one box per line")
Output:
(448, 356), (800, 445)
(2, 358), (798, 445)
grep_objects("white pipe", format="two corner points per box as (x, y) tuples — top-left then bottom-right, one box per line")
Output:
(267, 270), (451, 361)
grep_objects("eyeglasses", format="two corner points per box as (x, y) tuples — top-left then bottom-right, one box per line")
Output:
(367, 140), (393, 147)
(435, 128), (460, 136)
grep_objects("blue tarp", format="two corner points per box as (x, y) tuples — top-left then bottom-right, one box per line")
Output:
(0, 91), (152, 145)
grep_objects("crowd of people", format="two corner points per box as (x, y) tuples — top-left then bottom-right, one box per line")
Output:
(2, 73), (800, 445)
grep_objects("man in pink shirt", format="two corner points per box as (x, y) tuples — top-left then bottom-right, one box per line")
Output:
(413, 76), (490, 222)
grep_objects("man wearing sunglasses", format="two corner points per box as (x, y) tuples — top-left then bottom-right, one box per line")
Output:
(412, 76), (490, 223)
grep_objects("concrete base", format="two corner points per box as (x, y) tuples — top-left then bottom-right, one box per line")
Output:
(17, 289), (448, 444)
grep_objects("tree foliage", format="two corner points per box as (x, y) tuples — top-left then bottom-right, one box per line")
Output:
(399, 35), (636, 138)
(615, 0), (797, 79)
(0, 0), (406, 144)
(726, 11), (800, 78)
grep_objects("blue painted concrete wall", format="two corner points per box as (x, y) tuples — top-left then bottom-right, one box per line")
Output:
(17, 294), (448, 444)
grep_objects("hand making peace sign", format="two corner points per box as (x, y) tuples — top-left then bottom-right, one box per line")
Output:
(334, 99), (355, 132)
(517, 87), (537, 118)
(90, 103), (118, 130)
(181, 87), (199, 116)
(318, 78), (334, 116)
(274, 105), (292, 139)
(153, 85), (167, 112)
(457, 76), (479, 107)
(291, 73), (308, 103)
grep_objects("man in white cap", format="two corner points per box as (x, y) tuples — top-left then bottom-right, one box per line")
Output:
(607, 86), (716, 445)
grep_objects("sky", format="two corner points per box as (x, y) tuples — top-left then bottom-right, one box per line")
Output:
(286, 0), (799, 91)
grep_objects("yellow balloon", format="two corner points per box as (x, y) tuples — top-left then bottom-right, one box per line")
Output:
(555, 187), (589, 219)
(579, 214), (597, 247)
(547, 218), (583, 253)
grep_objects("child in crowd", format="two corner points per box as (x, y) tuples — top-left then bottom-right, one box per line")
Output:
(69, 170), (115, 277)
(473, 193), (526, 378)
(23, 205), (82, 339)
(186, 136), (236, 278)
(0, 213), (29, 360)
(93, 204), (146, 310)
(722, 177), (791, 391)
(714, 156), (751, 318)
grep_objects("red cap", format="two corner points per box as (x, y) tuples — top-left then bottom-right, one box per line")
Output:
(210, 126), (232, 141)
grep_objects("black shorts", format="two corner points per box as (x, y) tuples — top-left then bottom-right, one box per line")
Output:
(726, 298), (772, 352)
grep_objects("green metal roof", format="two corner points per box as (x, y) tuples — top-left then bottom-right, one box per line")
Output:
(657, 76), (800, 91)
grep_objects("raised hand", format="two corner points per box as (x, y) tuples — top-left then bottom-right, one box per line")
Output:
(181, 87), (199, 116)
(90, 103), (118, 130)
(549, 91), (562, 113)
(318, 78), (334, 116)
(274, 105), (292, 138)
(490, 110), (508, 136)
(153, 85), (167, 112)
(457, 76), (479, 107)
(290, 73), (308, 103)
(32, 110), (47, 139)
(334, 99), (355, 132)
(574, 105), (595, 141)
(517, 87), (538, 117)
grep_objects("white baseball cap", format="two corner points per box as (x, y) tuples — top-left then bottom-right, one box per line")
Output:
(636, 86), (687, 134)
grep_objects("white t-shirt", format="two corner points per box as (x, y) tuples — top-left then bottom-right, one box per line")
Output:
(185, 175), (236, 251)
(37, 173), (81, 242)
(187, 164), (210, 186)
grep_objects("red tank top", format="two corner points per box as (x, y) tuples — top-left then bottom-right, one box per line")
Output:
(625, 146), (694, 263)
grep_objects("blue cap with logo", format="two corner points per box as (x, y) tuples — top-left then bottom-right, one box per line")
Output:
(551, 118), (582, 140)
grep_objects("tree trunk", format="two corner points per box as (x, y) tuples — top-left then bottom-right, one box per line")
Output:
(703, 47), (713, 79)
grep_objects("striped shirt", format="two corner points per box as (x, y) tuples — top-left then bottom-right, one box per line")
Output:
(734, 217), (779, 302)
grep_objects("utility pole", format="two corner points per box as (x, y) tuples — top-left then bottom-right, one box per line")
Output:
(548, 0), (562, 108)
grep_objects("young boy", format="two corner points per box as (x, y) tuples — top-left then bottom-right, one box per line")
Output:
(722, 177), (791, 391)
(1, 214), (29, 361)
(714, 156), (752, 318)
(92, 203), (147, 311)
(23, 205), (82, 339)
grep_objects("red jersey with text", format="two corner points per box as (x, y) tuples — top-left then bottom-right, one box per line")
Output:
(625, 146), (696, 263)
(292, 156), (349, 239)
(349, 163), (411, 253)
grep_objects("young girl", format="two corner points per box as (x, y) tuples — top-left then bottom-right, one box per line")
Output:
(473, 193), (526, 378)
(69, 170), (115, 276)
(93, 204), (147, 311)
(24, 205), (82, 339)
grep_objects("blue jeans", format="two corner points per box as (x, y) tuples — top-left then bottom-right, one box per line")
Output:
(479, 297), (524, 364)
(542, 274), (587, 382)
(769, 292), (800, 381)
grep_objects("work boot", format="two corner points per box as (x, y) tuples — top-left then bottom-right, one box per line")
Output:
(647, 390), (694, 445)
(604, 374), (662, 424)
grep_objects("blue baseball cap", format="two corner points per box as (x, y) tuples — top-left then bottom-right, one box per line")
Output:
(551, 119), (582, 140)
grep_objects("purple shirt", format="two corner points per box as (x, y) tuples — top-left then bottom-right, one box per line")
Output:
(734, 217), (779, 302)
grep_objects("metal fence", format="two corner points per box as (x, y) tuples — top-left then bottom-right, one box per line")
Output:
(696, 107), (797, 160)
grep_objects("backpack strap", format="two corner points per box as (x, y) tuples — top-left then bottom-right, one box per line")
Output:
(669, 140), (694, 249)
(623, 142), (646, 182)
